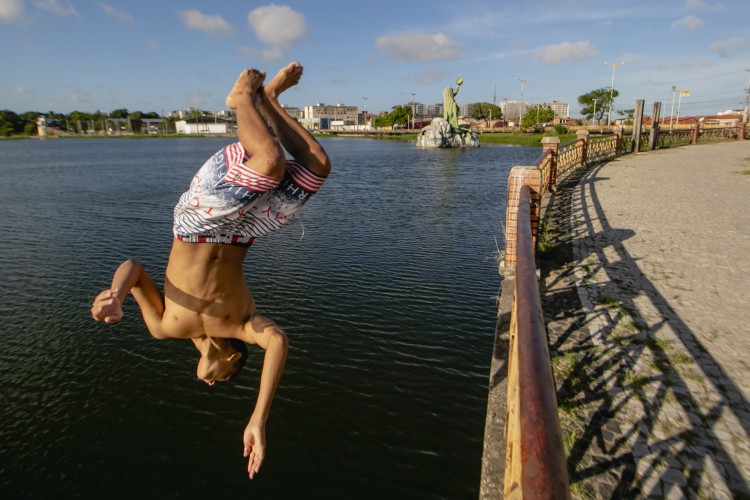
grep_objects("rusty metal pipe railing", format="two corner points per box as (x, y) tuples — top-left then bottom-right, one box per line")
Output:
(504, 184), (570, 499)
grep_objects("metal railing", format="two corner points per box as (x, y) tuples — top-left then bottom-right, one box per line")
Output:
(504, 184), (571, 499)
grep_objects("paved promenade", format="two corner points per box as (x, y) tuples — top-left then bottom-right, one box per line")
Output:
(539, 141), (750, 498)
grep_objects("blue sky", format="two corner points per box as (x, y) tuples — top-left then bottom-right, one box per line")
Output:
(1, 0), (749, 117)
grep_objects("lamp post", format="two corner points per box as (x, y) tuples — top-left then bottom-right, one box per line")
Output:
(410, 92), (417, 129)
(592, 97), (598, 126)
(604, 61), (624, 126)
(515, 77), (528, 127)
(743, 69), (750, 125)
(669, 86), (677, 132)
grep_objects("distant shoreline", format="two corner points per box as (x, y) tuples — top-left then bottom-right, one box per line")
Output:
(1, 131), (577, 147)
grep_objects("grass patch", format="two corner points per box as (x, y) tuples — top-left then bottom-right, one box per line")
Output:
(476, 132), (577, 146)
(671, 353), (693, 365)
(741, 169), (750, 176)
(595, 295), (619, 308)
(622, 369), (650, 390)
(645, 336), (671, 351)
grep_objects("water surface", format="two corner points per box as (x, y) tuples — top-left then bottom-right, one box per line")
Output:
(0, 137), (538, 499)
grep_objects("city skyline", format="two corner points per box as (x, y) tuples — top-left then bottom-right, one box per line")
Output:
(1, 0), (749, 118)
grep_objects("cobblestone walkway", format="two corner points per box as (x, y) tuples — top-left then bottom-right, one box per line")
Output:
(539, 141), (750, 499)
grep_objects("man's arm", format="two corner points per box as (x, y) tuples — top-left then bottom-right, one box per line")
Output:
(241, 313), (289, 479)
(91, 259), (167, 339)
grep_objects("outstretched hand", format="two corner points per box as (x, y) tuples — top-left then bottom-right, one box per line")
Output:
(91, 288), (123, 323)
(243, 416), (266, 479)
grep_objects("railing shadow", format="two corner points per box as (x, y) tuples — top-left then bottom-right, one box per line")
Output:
(540, 161), (750, 497)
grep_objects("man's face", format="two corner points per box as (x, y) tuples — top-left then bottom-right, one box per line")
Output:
(196, 354), (238, 386)
(195, 338), (243, 386)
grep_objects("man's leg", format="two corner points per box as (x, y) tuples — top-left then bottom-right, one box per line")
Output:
(227, 69), (287, 179)
(259, 62), (331, 178)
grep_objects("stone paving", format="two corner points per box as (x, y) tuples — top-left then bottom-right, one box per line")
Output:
(538, 141), (750, 499)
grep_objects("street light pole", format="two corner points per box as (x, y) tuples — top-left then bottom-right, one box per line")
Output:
(410, 92), (417, 129)
(743, 69), (750, 125)
(515, 77), (528, 127)
(604, 61), (624, 127)
(669, 86), (677, 132)
(592, 97), (598, 126)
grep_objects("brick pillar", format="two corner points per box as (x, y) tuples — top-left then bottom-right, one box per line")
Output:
(576, 130), (589, 166)
(691, 122), (700, 144)
(738, 123), (746, 141)
(503, 166), (542, 270)
(613, 127), (623, 154)
(541, 136), (560, 190)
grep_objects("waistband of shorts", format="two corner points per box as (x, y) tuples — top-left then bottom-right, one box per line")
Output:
(175, 233), (255, 248)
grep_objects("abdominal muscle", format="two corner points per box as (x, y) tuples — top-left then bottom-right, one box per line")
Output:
(159, 239), (256, 340)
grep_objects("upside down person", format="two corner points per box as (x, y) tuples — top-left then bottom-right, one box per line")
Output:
(91, 62), (331, 479)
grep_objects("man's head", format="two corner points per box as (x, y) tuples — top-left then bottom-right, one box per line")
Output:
(195, 337), (248, 386)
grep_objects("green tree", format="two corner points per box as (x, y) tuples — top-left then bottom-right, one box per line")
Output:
(521, 104), (554, 129)
(371, 105), (412, 129)
(0, 110), (20, 136)
(128, 111), (143, 133)
(109, 108), (129, 119)
(578, 88), (618, 122)
(468, 102), (502, 125)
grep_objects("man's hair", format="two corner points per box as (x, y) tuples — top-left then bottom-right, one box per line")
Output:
(226, 338), (248, 380)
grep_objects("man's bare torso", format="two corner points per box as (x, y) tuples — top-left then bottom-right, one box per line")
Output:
(161, 239), (256, 340)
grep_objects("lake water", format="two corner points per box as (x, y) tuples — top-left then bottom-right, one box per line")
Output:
(0, 137), (538, 499)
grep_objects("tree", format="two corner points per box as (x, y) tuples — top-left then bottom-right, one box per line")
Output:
(468, 102), (502, 125)
(0, 110), (21, 136)
(521, 104), (554, 129)
(578, 88), (618, 122)
(109, 108), (129, 119)
(371, 105), (412, 129)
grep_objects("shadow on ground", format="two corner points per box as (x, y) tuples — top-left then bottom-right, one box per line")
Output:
(538, 162), (750, 498)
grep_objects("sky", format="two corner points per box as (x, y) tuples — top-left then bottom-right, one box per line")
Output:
(1, 0), (749, 118)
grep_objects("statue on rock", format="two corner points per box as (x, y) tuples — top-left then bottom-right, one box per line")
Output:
(417, 76), (479, 148)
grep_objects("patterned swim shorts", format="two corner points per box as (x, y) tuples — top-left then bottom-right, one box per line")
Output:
(173, 142), (326, 246)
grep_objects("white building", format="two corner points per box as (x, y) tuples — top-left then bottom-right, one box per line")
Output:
(500, 100), (527, 121)
(175, 120), (228, 134)
(544, 100), (570, 118)
(304, 103), (358, 128)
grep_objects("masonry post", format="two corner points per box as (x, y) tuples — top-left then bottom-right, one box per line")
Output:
(692, 122), (700, 144)
(576, 130), (589, 165)
(632, 99), (645, 153)
(541, 137), (560, 191)
(649, 102), (661, 151)
(614, 126), (623, 154)
(503, 167), (542, 269)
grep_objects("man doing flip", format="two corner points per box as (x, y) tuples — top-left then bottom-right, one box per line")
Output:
(91, 62), (330, 479)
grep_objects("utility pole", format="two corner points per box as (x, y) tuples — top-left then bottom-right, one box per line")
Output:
(670, 86), (677, 132)
(743, 69), (750, 125)
(592, 97), (598, 126)
(604, 61), (624, 126)
(516, 77), (529, 127)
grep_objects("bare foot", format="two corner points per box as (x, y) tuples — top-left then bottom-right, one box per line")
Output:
(263, 62), (303, 102)
(226, 69), (266, 110)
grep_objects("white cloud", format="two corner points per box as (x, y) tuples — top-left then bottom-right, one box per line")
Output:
(237, 45), (284, 61)
(621, 52), (646, 64)
(32, 0), (80, 19)
(684, 0), (724, 11)
(148, 40), (160, 51)
(375, 33), (463, 61)
(710, 37), (748, 57)
(539, 41), (598, 64)
(0, 0), (23, 22)
(178, 10), (234, 38)
(672, 15), (704, 31)
(248, 4), (306, 48)
(96, 2), (132, 22)
(412, 70), (450, 85)
(12, 85), (31, 94)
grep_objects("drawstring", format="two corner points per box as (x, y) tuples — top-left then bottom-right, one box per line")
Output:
(298, 216), (305, 240)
